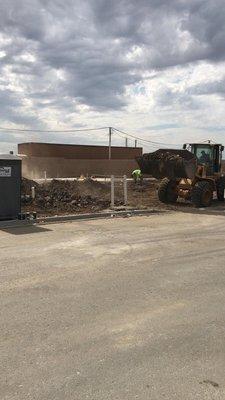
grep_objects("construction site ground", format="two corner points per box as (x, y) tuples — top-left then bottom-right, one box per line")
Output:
(1, 213), (225, 400)
(21, 177), (225, 217)
(21, 178), (162, 216)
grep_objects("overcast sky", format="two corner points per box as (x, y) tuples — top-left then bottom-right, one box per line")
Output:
(1, 0), (225, 153)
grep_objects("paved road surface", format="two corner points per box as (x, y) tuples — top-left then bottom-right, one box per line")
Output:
(1, 211), (225, 399)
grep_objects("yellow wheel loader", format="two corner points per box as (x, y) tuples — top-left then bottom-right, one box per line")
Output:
(137, 142), (225, 207)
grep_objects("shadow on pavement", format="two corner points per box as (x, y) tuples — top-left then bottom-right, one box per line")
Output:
(170, 200), (225, 217)
(0, 225), (52, 235)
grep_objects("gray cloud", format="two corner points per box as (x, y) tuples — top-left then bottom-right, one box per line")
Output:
(147, 124), (182, 130)
(0, 0), (225, 148)
(188, 76), (225, 97)
(0, 131), (19, 143)
(0, 89), (39, 126)
(155, 87), (201, 110)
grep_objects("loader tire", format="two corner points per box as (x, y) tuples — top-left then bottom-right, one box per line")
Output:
(158, 178), (178, 203)
(216, 177), (225, 201)
(191, 181), (213, 207)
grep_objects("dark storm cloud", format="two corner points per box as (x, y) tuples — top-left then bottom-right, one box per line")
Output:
(0, 0), (225, 119)
(91, 0), (225, 67)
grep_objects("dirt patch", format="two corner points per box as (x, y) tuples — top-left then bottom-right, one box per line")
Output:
(21, 178), (124, 216)
(126, 180), (162, 208)
(21, 177), (194, 217)
(21, 177), (39, 194)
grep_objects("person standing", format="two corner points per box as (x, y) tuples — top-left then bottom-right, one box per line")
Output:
(132, 169), (143, 184)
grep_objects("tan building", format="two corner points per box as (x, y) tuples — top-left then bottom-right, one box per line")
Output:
(18, 142), (142, 179)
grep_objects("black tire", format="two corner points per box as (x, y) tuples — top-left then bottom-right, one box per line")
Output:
(217, 177), (225, 201)
(191, 181), (213, 207)
(158, 178), (178, 203)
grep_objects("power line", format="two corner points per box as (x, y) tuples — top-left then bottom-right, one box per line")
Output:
(0, 126), (108, 133)
(112, 129), (127, 140)
(112, 127), (182, 147)
(112, 129), (180, 150)
(0, 124), (182, 147)
(113, 129), (164, 148)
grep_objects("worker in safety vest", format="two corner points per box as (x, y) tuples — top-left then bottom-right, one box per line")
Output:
(132, 169), (143, 184)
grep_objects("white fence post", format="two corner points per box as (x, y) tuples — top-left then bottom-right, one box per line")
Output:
(111, 175), (115, 209)
(31, 186), (35, 200)
(123, 175), (128, 205)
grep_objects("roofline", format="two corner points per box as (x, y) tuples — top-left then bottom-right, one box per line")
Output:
(0, 154), (22, 160)
(18, 142), (142, 150)
(187, 143), (223, 146)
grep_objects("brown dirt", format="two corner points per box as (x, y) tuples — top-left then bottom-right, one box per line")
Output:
(21, 178), (123, 216)
(21, 177), (39, 193)
(137, 149), (196, 179)
(21, 177), (195, 217)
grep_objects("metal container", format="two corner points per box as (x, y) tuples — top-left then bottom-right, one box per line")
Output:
(0, 154), (21, 220)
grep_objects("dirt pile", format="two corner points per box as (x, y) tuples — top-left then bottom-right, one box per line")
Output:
(21, 177), (39, 194)
(21, 177), (178, 217)
(21, 178), (123, 215)
(137, 149), (196, 179)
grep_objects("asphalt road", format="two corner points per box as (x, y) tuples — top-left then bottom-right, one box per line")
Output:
(1, 211), (225, 399)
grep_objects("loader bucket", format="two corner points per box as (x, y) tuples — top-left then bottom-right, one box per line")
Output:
(136, 149), (197, 180)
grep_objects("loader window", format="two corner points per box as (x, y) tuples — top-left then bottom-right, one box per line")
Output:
(195, 146), (213, 164)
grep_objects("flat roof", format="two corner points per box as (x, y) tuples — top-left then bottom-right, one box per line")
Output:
(0, 154), (21, 160)
(188, 143), (223, 146)
(18, 142), (142, 150)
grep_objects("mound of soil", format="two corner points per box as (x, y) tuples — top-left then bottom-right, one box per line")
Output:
(21, 177), (194, 216)
(21, 178), (124, 215)
(137, 149), (196, 179)
(21, 178), (39, 194)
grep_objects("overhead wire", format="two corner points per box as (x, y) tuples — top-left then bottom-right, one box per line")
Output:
(0, 124), (182, 148)
(0, 126), (108, 133)
(112, 127), (181, 147)
(112, 131), (177, 152)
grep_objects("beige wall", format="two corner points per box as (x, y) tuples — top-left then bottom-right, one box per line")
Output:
(22, 156), (139, 179)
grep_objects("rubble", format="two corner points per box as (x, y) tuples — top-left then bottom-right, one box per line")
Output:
(21, 178), (123, 215)
(21, 177), (39, 194)
(21, 177), (191, 216)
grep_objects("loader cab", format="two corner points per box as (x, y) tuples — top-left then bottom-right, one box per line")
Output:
(183, 142), (224, 174)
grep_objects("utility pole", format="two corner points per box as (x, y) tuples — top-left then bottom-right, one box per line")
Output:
(135, 139), (137, 148)
(109, 127), (112, 160)
(125, 138), (128, 147)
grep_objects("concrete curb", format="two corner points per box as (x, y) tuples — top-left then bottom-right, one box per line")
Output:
(0, 208), (166, 228)
(37, 208), (165, 224)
